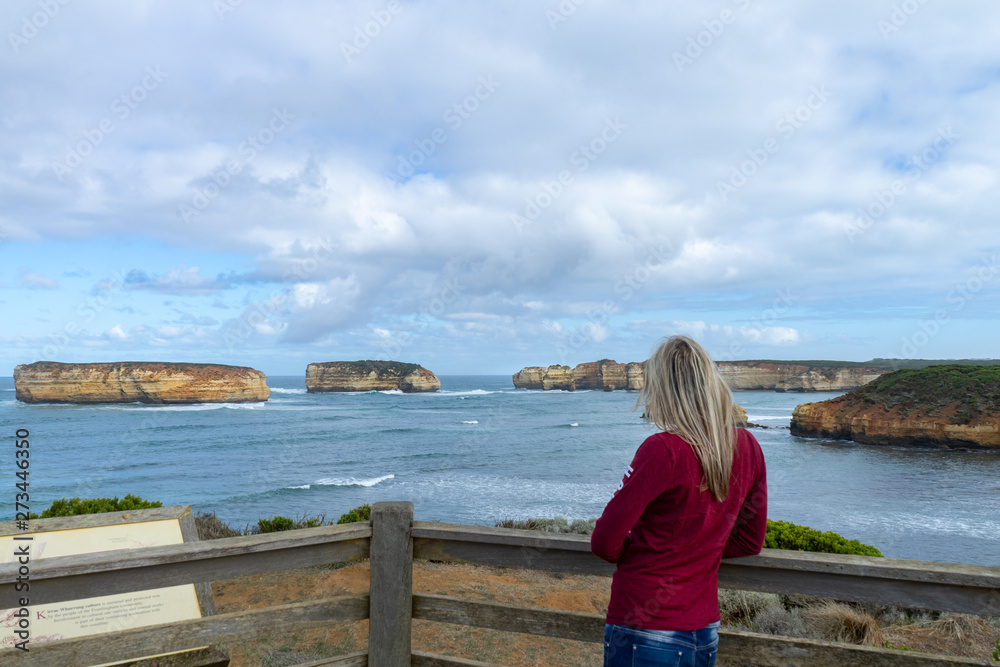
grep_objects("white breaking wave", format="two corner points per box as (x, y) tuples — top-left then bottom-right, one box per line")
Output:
(287, 484), (311, 489)
(747, 414), (793, 421)
(314, 474), (395, 487)
(438, 389), (497, 396)
(570, 423), (579, 427)
(271, 388), (307, 394)
(97, 402), (261, 411)
(462, 420), (478, 424)
(378, 389), (404, 395)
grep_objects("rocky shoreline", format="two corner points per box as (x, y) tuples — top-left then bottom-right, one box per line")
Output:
(790, 365), (1000, 449)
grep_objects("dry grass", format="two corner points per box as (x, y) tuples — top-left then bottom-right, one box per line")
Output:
(802, 601), (885, 646)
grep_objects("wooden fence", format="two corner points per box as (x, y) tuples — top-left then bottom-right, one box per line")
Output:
(3, 500), (999, 666)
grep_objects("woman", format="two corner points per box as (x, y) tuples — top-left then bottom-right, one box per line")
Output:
(591, 336), (767, 666)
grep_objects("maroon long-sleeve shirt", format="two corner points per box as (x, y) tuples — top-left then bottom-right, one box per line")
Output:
(591, 428), (767, 630)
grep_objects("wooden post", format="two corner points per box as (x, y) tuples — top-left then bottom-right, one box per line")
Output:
(369, 501), (414, 666)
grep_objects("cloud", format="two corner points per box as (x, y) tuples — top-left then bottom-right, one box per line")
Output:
(19, 271), (58, 290)
(125, 265), (229, 295)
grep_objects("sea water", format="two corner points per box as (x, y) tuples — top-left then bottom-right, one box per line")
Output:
(1, 375), (997, 566)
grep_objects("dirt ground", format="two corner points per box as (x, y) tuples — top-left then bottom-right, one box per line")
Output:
(209, 559), (999, 666)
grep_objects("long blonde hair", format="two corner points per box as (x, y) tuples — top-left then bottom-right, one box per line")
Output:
(636, 336), (737, 501)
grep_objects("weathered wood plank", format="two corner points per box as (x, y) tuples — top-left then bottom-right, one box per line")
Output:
(0, 594), (369, 667)
(0, 523), (371, 606)
(107, 646), (231, 667)
(411, 651), (504, 667)
(412, 593), (603, 643)
(177, 507), (218, 618)
(0, 505), (196, 535)
(415, 595), (983, 666)
(717, 628), (986, 666)
(370, 501), (414, 667)
(294, 651), (369, 666)
(412, 523), (1000, 616)
(412, 522), (613, 576)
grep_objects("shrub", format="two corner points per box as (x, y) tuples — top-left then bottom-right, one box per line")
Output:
(32, 494), (162, 518)
(257, 515), (296, 533)
(195, 512), (241, 540)
(337, 504), (372, 524)
(765, 519), (883, 557)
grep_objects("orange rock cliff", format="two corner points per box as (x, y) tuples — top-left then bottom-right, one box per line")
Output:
(14, 361), (270, 404)
(305, 360), (440, 393)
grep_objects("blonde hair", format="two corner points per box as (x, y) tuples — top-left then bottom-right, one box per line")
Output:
(636, 336), (738, 501)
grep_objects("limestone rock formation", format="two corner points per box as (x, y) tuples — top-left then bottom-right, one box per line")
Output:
(511, 366), (545, 390)
(790, 365), (1000, 449)
(573, 359), (628, 391)
(717, 361), (886, 392)
(541, 365), (575, 391)
(306, 360), (440, 393)
(625, 362), (645, 390)
(14, 361), (270, 404)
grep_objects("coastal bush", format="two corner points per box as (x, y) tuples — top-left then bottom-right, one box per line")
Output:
(31, 494), (162, 518)
(847, 364), (1000, 418)
(765, 519), (883, 557)
(257, 516), (296, 533)
(195, 511), (241, 540)
(337, 504), (372, 524)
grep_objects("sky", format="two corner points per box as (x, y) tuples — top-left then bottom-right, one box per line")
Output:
(1, 1), (998, 376)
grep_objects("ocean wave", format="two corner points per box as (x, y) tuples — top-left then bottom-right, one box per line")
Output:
(314, 474), (395, 487)
(570, 423), (579, 427)
(270, 388), (307, 394)
(94, 402), (262, 411)
(747, 415), (792, 421)
(286, 484), (311, 490)
(462, 420), (478, 424)
(378, 389), (404, 395)
(438, 389), (498, 396)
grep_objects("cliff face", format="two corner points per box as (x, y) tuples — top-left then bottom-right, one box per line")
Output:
(306, 360), (440, 393)
(790, 366), (1000, 449)
(717, 362), (886, 392)
(512, 361), (638, 391)
(541, 365), (575, 391)
(511, 367), (545, 390)
(514, 360), (885, 392)
(573, 359), (628, 391)
(791, 400), (1000, 449)
(14, 361), (270, 404)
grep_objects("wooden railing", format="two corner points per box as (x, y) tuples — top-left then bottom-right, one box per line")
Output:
(3, 501), (999, 666)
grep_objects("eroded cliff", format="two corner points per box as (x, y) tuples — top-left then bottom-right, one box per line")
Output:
(717, 361), (886, 392)
(790, 365), (1000, 449)
(306, 360), (440, 393)
(14, 361), (270, 404)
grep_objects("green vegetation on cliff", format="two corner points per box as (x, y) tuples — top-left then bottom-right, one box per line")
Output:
(333, 360), (422, 376)
(734, 358), (1000, 370)
(844, 364), (1000, 423)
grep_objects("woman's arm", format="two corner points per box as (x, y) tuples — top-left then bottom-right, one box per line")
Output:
(591, 436), (672, 563)
(722, 436), (767, 558)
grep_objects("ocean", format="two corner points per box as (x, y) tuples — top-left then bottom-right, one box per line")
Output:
(2, 375), (998, 566)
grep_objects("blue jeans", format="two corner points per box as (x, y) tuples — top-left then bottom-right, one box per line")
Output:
(603, 622), (719, 667)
